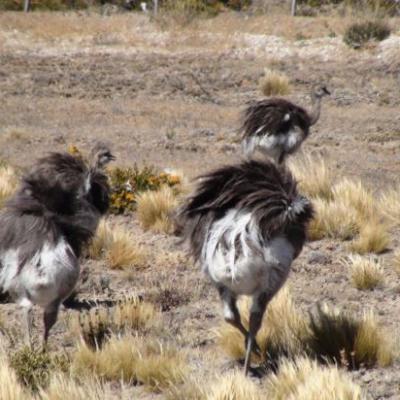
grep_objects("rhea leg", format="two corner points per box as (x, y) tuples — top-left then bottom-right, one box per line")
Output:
(244, 292), (269, 376)
(43, 300), (61, 348)
(217, 286), (261, 357)
(20, 298), (34, 348)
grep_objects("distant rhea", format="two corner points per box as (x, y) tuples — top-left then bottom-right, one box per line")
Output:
(0, 144), (115, 346)
(177, 159), (313, 375)
(241, 85), (330, 164)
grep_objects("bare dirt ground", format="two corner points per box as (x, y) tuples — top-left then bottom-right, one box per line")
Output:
(0, 11), (400, 399)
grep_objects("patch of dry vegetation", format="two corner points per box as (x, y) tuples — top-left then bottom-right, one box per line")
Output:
(72, 334), (186, 392)
(40, 374), (105, 400)
(308, 305), (393, 369)
(88, 221), (147, 269)
(379, 185), (400, 224)
(344, 254), (384, 290)
(264, 357), (364, 400)
(136, 185), (179, 234)
(217, 287), (393, 370)
(208, 371), (261, 400)
(0, 356), (31, 400)
(259, 68), (291, 97)
(70, 296), (159, 349)
(288, 154), (334, 200)
(348, 220), (390, 254)
(0, 164), (18, 207)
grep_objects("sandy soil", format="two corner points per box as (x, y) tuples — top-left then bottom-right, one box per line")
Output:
(0, 11), (399, 399)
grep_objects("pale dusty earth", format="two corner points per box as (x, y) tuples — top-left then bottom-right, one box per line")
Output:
(0, 10), (399, 399)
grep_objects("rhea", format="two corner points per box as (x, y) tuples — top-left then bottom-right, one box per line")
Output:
(177, 159), (313, 375)
(0, 145), (114, 346)
(241, 85), (330, 164)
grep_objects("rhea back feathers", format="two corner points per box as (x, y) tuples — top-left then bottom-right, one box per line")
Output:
(0, 147), (112, 266)
(177, 159), (313, 262)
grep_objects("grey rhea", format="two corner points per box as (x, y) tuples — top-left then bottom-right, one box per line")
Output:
(241, 85), (330, 164)
(0, 145), (115, 346)
(176, 159), (313, 375)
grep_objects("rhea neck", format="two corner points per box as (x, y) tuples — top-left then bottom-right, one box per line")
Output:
(309, 94), (323, 126)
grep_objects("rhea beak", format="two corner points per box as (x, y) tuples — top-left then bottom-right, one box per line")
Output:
(109, 154), (116, 161)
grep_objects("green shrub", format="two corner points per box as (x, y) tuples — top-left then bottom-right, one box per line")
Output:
(344, 20), (391, 48)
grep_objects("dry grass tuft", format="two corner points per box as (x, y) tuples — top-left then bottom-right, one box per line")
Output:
(216, 286), (309, 364)
(72, 334), (186, 391)
(332, 178), (376, 220)
(264, 357), (364, 400)
(288, 154), (334, 200)
(70, 296), (159, 349)
(379, 185), (400, 224)
(166, 377), (206, 400)
(136, 185), (179, 234)
(308, 198), (359, 241)
(343, 254), (384, 290)
(307, 305), (393, 369)
(88, 221), (148, 269)
(259, 68), (291, 97)
(0, 164), (18, 207)
(348, 219), (390, 254)
(40, 374), (105, 400)
(0, 356), (31, 400)
(208, 371), (261, 400)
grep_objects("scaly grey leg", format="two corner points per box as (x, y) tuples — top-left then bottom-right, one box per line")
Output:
(244, 292), (269, 376)
(43, 300), (60, 349)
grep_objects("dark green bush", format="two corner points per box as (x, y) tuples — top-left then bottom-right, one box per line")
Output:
(343, 20), (391, 48)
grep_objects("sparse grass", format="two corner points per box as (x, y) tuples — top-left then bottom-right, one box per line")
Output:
(0, 356), (31, 400)
(264, 357), (364, 400)
(308, 198), (359, 241)
(208, 371), (261, 400)
(344, 19), (391, 49)
(0, 164), (18, 208)
(70, 296), (159, 349)
(379, 185), (400, 224)
(166, 377), (206, 400)
(216, 286), (310, 365)
(259, 68), (291, 97)
(307, 305), (393, 369)
(348, 219), (390, 254)
(288, 154), (334, 200)
(136, 185), (179, 234)
(344, 254), (384, 290)
(88, 221), (148, 269)
(72, 334), (186, 392)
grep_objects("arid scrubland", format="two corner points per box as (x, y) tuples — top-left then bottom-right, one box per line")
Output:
(0, 3), (399, 399)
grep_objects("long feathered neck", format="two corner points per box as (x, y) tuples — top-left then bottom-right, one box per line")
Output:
(309, 94), (323, 126)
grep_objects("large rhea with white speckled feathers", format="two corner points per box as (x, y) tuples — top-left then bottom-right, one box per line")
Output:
(0, 143), (114, 346)
(241, 85), (330, 164)
(177, 159), (313, 374)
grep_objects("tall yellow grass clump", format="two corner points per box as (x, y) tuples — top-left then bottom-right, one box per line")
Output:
(343, 254), (384, 290)
(88, 220), (147, 269)
(288, 154), (334, 200)
(0, 165), (18, 207)
(264, 357), (364, 400)
(72, 334), (186, 392)
(379, 185), (400, 224)
(0, 357), (31, 400)
(308, 198), (359, 241)
(208, 371), (261, 400)
(259, 68), (291, 97)
(136, 185), (178, 234)
(216, 286), (309, 362)
(40, 374), (105, 400)
(348, 220), (390, 255)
